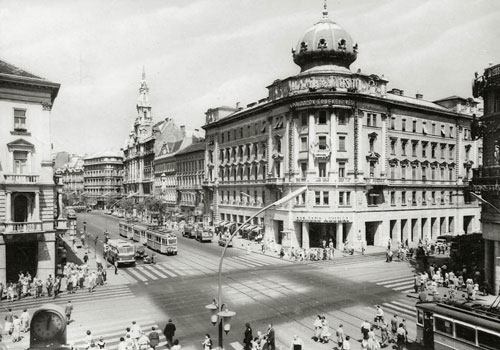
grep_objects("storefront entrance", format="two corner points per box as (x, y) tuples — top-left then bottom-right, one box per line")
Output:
(365, 221), (381, 246)
(309, 223), (337, 248)
(6, 241), (38, 283)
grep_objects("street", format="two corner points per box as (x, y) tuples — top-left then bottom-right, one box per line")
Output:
(64, 213), (418, 350)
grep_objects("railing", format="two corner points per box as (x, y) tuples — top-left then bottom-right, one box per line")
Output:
(4, 174), (39, 184)
(365, 177), (387, 185)
(266, 177), (284, 185)
(4, 221), (43, 233)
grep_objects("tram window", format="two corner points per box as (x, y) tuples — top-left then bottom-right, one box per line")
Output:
(434, 317), (453, 335)
(455, 323), (476, 343)
(478, 330), (500, 350)
(417, 310), (423, 325)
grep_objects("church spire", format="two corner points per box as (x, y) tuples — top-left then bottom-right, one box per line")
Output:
(137, 66), (151, 114)
(322, 0), (328, 18)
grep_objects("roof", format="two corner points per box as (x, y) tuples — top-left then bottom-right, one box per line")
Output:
(385, 92), (451, 112)
(433, 95), (469, 103)
(0, 60), (43, 79)
(175, 140), (205, 156)
(84, 150), (123, 160)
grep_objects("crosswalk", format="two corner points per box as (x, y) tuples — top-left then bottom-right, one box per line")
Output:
(120, 251), (290, 284)
(380, 299), (417, 320)
(0, 285), (134, 314)
(371, 275), (416, 294)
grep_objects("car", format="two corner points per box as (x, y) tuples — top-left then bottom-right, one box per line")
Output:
(218, 233), (233, 247)
(134, 245), (146, 259)
(435, 238), (447, 248)
(195, 227), (214, 242)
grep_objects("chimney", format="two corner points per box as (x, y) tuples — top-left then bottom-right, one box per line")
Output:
(389, 88), (403, 96)
(416, 93), (423, 100)
(236, 102), (240, 109)
(180, 125), (186, 136)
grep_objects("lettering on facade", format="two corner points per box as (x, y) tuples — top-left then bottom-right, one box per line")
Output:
(290, 99), (355, 108)
(295, 216), (351, 223)
(471, 184), (500, 192)
(487, 65), (500, 78)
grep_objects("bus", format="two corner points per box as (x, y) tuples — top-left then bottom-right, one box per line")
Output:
(415, 301), (500, 349)
(146, 229), (178, 255)
(118, 221), (134, 239)
(106, 239), (136, 266)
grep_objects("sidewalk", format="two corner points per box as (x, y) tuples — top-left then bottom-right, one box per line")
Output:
(59, 233), (130, 286)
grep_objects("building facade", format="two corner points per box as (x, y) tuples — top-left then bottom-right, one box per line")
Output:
(55, 155), (84, 194)
(202, 5), (481, 250)
(83, 152), (123, 209)
(122, 69), (157, 200)
(174, 139), (205, 223)
(0, 59), (62, 284)
(472, 63), (500, 293)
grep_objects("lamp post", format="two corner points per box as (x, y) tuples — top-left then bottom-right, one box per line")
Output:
(207, 186), (308, 349)
(470, 192), (500, 215)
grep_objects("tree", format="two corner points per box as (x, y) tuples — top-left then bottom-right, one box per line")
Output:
(120, 198), (135, 217)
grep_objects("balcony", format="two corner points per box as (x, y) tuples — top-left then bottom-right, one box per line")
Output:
(4, 221), (43, 234)
(365, 177), (387, 185)
(4, 174), (40, 184)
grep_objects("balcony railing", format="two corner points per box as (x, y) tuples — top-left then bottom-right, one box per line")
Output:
(4, 221), (43, 233)
(4, 174), (39, 184)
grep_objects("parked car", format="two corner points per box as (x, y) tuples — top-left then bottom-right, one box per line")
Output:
(134, 244), (146, 259)
(183, 224), (194, 238)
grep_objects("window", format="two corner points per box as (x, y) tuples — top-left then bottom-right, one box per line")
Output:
(478, 330), (500, 350)
(367, 113), (376, 127)
(422, 167), (427, 181)
(315, 191), (321, 205)
(441, 191), (445, 204)
(338, 136), (346, 151)
(431, 144), (436, 158)
(401, 140), (407, 156)
(346, 191), (351, 205)
(300, 163), (307, 177)
(338, 112), (346, 125)
(432, 123), (436, 135)
(401, 165), (406, 179)
(465, 146), (471, 161)
(323, 191), (329, 205)
(318, 111), (327, 124)
(300, 137), (308, 151)
(402, 191), (406, 205)
(412, 142), (417, 157)
(449, 191), (454, 204)
(449, 167), (454, 181)
(449, 145), (454, 159)
(390, 191), (395, 205)
(422, 191), (427, 205)
(240, 127), (243, 138)
(275, 162), (281, 177)
(440, 166), (445, 179)
(390, 117), (395, 130)
(262, 190), (266, 204)
(434, 317), (453, 336)
(13, 151), (28, 174)
(432, 191), (436, 204)
(338, 162), (345, 178)
(390, 139), (396, 155)
(390, 165), (395, 179)
(422, 143), (427, 158)
(318, 136), (327, 150)
(412, 166), (417, 180)
(412, 120), (417, 132)
(440, 145), (445, 159)
(402, 119), (406, 131)
(318, 163), (326, 178)
(449, 126), (454, 138)
(276, 137), (282, 153)
(412, 191), (417, 205)
(14, 109), (26, 131)
(228, 131), (231, 142)
(301, 113), (307, 126)
(221, 133), (224, 143)
(339, 191), (344, 206)
(369, 162), (375, 177)
(422, 121), (427, 134)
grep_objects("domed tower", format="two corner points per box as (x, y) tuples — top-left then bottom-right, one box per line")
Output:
(292, 2), (358, 73)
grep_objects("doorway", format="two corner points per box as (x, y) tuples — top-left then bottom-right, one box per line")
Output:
(6, 241), (38, 283)
(13, 194), (28, 222)
(309, 223), (336, 247)
(365, 221), (380, 246)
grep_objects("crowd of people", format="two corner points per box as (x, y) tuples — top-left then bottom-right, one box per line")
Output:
(63, 261), (107, 294)
(242, 323), (275, 350)
(1, 308), (31, 343)
(0, 272), (60, 302)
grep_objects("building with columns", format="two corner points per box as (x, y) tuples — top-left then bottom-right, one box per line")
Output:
(202, 4), (481, 250)
(472, 63), (500, 293)
(0, 59), (63, 284)
(122, 69), (158, 200)
(83, 151), (123, 209)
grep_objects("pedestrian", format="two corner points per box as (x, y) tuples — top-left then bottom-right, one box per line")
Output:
(12, 316), (21, 342)
(53, 277), (61, 299)
(396, 323), (406, 350)
(380, 321), (389, 347)
(163, 319), (176, 348)
(130, 320), (142, 346)
(313, 315), (322, 341)
(20, 309), (30, 333)
(137, 332), (150, 349)
(343, 335), (351, 350)
(46, 275), (53, 297)
(95, 336), (105, 349)
(267, 323), (275, 350)
(390, 315), (398, 342)
(171, 339), (181, 350)
(118, 337), (126, 350)
(65, 301), (73, 323)
(114, 260), (118, 275)
(4, 309), (13, 336)
(83, 252), (89, 264)
(289, 335), (303, 350)
(374, 305), (384, 327)
(243, 323), (253, 350)
(336, 324), (344, 349)
(361, 320), (371, 340)
(202, 334), (212, 350)
(148, 326), (160, 349)
(320, 316), (330, 343)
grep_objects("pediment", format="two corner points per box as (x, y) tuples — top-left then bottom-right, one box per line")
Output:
(7, 138), (35, 151)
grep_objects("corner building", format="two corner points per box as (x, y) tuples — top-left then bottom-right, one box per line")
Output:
(203, 6), (480, 250)
(472, 63), (500, 293)
(0, 60), (62, 284)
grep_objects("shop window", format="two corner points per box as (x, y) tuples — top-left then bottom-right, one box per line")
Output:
(318, 111), (327, 124)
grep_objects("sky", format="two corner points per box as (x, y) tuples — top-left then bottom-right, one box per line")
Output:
(1, 0), (500, 155)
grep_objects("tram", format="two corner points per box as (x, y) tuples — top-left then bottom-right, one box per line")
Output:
(146, 228), (178, 255)
(415, 301), (500, 350)
(118, 221), (134, 239)
(132, 223), (149, 245)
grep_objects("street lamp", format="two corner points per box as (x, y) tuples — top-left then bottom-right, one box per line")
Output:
(470, 192), (500, 215)
(207, 186), (308, 349)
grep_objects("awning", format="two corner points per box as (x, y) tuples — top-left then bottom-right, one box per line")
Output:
(223, 222), (234, 228)
(251, 226), (263, 233)
(216, 220), (227, 227)
(241, 224), (254, 232)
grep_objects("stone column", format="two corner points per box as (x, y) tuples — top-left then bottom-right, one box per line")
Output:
(0, 236), (5, 285)
(284, 114), (291, 178)
(355, 111), (364, 181)
(329, 110), (337, 179)
(307, 112), (315, 174)
(302, 222), (310, 249)
(35, 191), (41, 222)
(336, 222), (343, 249)
(292, 116), (299, 176)
(57, 189), (63, 220)
(267, 120), (273, 176)
(5, 191), (11, 222)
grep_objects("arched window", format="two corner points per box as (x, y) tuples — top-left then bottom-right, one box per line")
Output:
(338, 39), (347, 50)
(318, 38), (328, 50)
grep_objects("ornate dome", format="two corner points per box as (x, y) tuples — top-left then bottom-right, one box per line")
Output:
(292, 3), (358, 73)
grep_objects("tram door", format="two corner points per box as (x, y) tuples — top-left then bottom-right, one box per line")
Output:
(423, 312), (434, 347)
